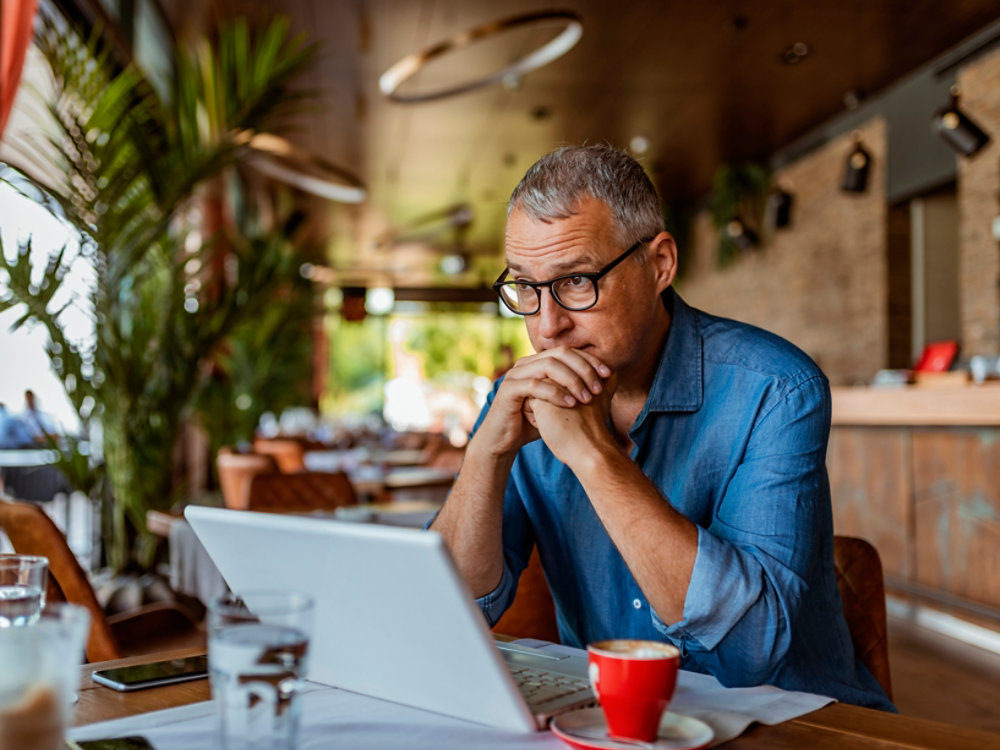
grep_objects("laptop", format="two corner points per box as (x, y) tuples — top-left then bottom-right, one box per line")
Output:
(185, 506), (595, 732)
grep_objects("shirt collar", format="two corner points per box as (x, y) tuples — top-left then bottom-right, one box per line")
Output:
(642, 288), (704, 414)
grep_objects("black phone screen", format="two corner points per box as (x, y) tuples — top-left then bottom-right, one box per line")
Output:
(91, 655), (209, 690)
(75, 737), (156, 749)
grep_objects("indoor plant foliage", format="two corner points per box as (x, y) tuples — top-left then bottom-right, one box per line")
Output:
(708, 162), (772, 268)
(193, 211), (318, 461)
(0, 14), (316, 572)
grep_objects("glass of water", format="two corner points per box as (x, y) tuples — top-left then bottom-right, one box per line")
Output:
(208, 591), (314, 750)
(0, 602), (90, 750)
(0, 555), (48, 627)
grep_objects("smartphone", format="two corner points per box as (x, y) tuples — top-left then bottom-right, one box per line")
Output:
(71, 738), (156, 749)
(90, 655), (209, 692)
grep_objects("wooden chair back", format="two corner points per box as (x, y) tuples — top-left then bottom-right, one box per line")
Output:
(217, 448), (280, 510)
(251, 438), (306, 473)
(493, 547), (560, 643)
(0, 497), (122, 661)
(833, 535), (893, 699)
(247, 471), (358, 512)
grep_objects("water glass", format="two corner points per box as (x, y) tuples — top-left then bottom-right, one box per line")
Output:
(0, 602), (90, 750)
(0, 554), (48, 627)
(208, 591), (314, 750)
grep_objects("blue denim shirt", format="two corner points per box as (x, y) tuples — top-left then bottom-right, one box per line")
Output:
(474, 290), (894, 711)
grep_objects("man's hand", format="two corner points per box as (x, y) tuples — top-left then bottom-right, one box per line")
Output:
(526, 371), (619, 468)
(472, 346), (611, 459)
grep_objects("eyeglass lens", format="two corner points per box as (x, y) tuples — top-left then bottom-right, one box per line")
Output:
(501, 275), (597, 313)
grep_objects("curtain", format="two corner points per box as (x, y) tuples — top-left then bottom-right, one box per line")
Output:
(1, 0), (38, 139)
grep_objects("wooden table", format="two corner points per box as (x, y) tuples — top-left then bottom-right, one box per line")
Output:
(73, 648), (1000, 748)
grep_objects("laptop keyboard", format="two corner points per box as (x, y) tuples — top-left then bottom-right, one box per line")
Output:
(509, 665), (593, 708)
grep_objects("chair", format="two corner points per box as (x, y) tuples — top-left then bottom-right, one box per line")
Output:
(833, 535), (893, 699)
(216, 448), (280, 510)
(0, 497), (203, 662)
(493, 547), (560, 643)
(251, 437), (306, 473)
(247, 470), (358, 512)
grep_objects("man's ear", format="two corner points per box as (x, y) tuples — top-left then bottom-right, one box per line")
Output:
(648, 232), (678, 293)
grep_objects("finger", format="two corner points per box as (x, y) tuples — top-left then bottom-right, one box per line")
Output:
(543, 346), (611, 394)
(523, 400), (537, 429)
(508, 348), (605, 402)
(569, 347), (612, 380)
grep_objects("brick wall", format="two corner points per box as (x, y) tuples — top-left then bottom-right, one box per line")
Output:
(957, 48), (1000, 356)
(675, 119), (889, 386)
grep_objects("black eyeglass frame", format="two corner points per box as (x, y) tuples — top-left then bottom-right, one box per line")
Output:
(492, 236), (654, 316)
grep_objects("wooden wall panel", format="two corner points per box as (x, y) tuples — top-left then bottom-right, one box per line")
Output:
(828, 427), (911, 578)
(912, 430), (1000, 610)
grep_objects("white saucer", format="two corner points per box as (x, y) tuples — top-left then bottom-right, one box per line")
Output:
(551, 707), (714, 750)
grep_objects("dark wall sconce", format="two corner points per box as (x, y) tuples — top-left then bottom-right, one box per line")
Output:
(842, 137), (871, 193)
(932, 86), (990, 157)
(726, 217), (759, 250)
(767, 189), (794, 229)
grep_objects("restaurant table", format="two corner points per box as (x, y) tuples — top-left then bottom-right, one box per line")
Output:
(147, 501), (445, 606)
(72, 647), (1000, 748)
(0, 448), (73, 501)
(303, 449), (455, 502)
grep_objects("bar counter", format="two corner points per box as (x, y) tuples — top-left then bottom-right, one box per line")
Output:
(828, 382), (1000, 630)
(831, 382), (1000, 426)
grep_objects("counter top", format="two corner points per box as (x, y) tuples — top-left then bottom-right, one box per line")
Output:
(831, 382), (1000, 426)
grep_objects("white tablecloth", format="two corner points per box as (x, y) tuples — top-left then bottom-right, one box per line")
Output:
(69, 644), (835, 749)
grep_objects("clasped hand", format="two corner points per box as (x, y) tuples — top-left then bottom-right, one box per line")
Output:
(478, 346), (617, 465)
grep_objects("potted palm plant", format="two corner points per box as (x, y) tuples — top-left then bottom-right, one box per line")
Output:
(0, 12), (317, 573)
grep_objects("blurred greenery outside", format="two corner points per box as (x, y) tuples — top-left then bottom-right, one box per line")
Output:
(324, 305), (532, 438)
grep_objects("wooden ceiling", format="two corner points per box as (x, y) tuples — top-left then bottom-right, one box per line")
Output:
(163, 0), (1000, 290)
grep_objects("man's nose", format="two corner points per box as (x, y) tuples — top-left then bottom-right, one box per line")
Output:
(534, 288), (572, 339)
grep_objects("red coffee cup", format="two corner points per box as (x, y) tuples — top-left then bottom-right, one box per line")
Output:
(587, 639), (681, 743)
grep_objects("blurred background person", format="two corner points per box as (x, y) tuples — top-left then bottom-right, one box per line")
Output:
(19, 389), (59, 444)
(0, 401), (34, 448)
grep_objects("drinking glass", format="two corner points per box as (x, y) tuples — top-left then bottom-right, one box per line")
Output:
(0, 554), (48, 627)
(208, 591), (314, 750)
(0, 602), (90, 750)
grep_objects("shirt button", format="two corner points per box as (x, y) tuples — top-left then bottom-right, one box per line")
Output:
(632, 598), (642, 610)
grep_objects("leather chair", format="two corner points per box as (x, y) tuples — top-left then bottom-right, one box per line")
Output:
(0, 497), (203, 662)
(833, 534), (893, 699)
(216, 448), (280, 510)
(251, 437), (307, 473)
(247, 470), (358, 512)
(493, 536), (894, 700)
(493, 548), (560, 643)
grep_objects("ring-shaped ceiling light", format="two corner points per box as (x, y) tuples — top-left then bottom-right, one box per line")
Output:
(378, 10), (583, 103)
(234, 131), (367, 204)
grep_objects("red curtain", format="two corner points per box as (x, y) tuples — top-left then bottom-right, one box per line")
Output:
(1, 0), (38, 139)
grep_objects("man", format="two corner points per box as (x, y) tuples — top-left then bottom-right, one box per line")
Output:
(430, 144), (893, 710)
(0, 402), (33, 448)
(19, 390), (57, 444)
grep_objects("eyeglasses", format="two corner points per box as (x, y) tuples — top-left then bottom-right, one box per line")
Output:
(492, 237), (653, 316)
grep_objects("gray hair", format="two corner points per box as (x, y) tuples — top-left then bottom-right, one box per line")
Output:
(507, 144), (665, 246)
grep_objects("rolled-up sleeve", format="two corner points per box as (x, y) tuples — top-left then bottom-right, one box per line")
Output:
(651, 373), (829, 684)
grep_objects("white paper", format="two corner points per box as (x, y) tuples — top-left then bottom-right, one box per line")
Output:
(69, 644), (834, 749)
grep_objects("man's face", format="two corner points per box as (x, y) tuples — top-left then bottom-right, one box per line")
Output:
(504, 197), (672, 375)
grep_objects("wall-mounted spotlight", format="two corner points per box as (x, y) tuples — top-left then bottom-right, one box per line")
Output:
(841, 136), (871, 193)
(932, 86), (990, 157)
(726, 217), (759, 251)
(767, 189), (794, 229)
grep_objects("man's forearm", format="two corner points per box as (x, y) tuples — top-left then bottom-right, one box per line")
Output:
(564, 435), (698, 624)
(429, 433), (516, 597)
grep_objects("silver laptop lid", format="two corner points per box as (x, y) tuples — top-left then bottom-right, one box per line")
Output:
(185, 506), (537, 732)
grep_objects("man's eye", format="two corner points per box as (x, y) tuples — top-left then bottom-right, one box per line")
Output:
(564, 276), (587, 288)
